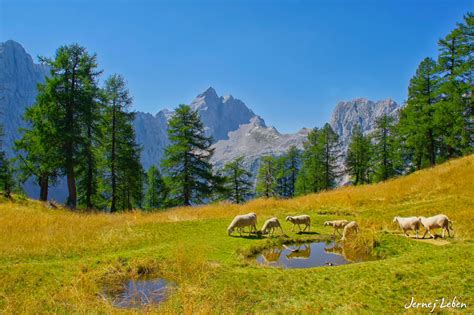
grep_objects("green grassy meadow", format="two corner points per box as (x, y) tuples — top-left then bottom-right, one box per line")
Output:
(0, 155), (473, 313)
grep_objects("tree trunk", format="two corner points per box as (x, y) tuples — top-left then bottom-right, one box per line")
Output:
(39, 174), (49, 201)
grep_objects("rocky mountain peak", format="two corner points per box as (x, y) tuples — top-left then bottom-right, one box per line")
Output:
(330, 98), (400, 153)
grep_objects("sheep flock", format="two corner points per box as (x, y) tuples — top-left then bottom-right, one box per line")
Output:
(227, 212), (454, 241)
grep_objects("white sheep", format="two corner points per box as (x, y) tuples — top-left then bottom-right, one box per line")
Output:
(323, 220), (349, 236)
(227, 212), (257, 236)
(393, 216), (421, 239)
(419, 214), (453, 239)
(261, 217), (284, 236)
(285, 215), (311, 232)
(341, 221), (359, 241)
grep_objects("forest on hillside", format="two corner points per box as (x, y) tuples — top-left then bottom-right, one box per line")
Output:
(0, 13), (472, 211)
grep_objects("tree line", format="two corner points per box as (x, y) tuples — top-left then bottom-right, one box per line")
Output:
(0, 13), (472, 208)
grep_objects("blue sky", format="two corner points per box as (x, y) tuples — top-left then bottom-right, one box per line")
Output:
(1, 0), (472, 133)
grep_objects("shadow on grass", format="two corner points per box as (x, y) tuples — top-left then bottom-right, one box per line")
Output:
(295, 231), (320, 235)
(230, 234), (263, 240)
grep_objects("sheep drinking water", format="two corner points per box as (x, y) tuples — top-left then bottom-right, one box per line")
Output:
(341, 221), (359, 241)
(323, 220), (349, 236)
(227, 212), (257, 236)
(261, 217), (284, 236)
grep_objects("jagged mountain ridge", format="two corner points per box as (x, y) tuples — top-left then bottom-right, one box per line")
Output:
(330, 98), (400, 153)
(135, 87), (258, 169)
(1, 40), (400, 201)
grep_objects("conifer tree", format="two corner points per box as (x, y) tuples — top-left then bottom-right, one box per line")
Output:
(15, 99), (62, 201)
(345, 125), (372, 185)
(285, 145), (301, 197)
(36, 44), (101, 208)
(103, 74), (144, 211)
(399, 58), (440, 169)
(372, 115), (402, 181)
(221, 156), (252, 204)
(436, 14), (473, 157)
(256, 156), (277, 198)
(144, 165), (168, 210)
(162, 105), (217, 206)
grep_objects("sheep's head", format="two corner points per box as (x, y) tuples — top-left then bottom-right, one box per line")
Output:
(227, 227), (234, 236)
(392, 217), (399, 223)
(323, 221), (330, 226)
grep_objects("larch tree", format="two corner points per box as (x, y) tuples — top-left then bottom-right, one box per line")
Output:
(161, 104), (217, 206)
(36, 44), (101, 208)
(256, 156), (277, 198)
(103, 74), (144, 211)
(399, 57), (440, 169)
(144, 165), (168, 210)
(222, 156), (252, 204)
(345, 125), (372, 185)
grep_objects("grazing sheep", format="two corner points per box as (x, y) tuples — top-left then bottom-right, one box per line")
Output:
(227, 212), (257, 236)
(393, 216), (421, 239)
(419, 214), (453, 239)
(341, 221), (359, 241)
(285, 215), (311, 232)
(261, 217), (284, 236)
(323, 220), (349, 235)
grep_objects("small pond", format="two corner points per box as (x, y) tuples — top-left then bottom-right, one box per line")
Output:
(255, 241), (369, 269)
(107, 278), (174, 309)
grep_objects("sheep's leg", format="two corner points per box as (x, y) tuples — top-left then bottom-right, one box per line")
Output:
(447, 227), (451, 237)
(415, 230), (419, 239)
(442, 228), (445, 238)
(291, 224), (295, 232)
(298, 224), (302, 232)
(404, 230), (409, 237)
(428, 229), (435, 239)
(421, 229), (428, 239)
(280, 226), (284, 235)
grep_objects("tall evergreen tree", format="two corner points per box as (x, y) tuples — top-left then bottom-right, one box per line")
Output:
(256, 156), (277, 198)
(436, 14), (474, 157)
(319, 123), (341, 190)
(399, 58), (440, 169)
(161, 105), (217, 206)
(372, 115), (402, 181)
(345, 125), (372, 185)
(77, 65), (102, 209)
(297, 124), (341, 194)
(36, 44), (101, 208)
(221, 156), (252, 204)
(144, 165), (168, 210)
(15, 99), (62, 201)
(285, 145), (301, 197)
(103, 74), (144, 211)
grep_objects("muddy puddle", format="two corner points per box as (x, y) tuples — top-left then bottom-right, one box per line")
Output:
(106, 278), (174, 309)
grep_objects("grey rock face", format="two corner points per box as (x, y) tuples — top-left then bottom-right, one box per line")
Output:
(211, 116), (310, 180)
(134, 87), (258, 170)
(190, 87), (256, 141)
(133, 110), (169, 170)
(1, 40), (402, 201)
(0, 40), (48, 159)
(330, 98), (399, 153)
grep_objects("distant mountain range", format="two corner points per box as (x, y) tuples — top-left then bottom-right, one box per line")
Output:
(0, 40), (400, 201)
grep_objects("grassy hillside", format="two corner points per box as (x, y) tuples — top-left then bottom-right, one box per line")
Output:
(0, 155), (473, 313)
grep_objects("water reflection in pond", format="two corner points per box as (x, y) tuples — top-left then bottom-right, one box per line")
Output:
(256, 241), (368, 268)
(107, 278), (174, 309)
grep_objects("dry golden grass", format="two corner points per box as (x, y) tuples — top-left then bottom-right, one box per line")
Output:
(0, 154), (472, 314)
